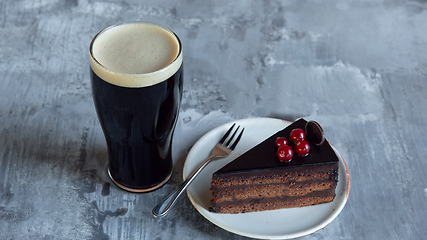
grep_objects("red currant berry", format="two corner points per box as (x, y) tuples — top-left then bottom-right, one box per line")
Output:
(294, 140), (310, 156)
(290, 128), (306, 143)
(277, 145), (293, 162)
(275, 137), (288, 148)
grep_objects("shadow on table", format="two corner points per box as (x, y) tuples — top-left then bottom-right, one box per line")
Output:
(0, 119), (110, 194)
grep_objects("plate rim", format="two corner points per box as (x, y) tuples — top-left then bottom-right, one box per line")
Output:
(184, 117), (350, 239)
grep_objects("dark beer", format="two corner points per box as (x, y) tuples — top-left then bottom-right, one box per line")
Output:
(90, 22), (183, 192)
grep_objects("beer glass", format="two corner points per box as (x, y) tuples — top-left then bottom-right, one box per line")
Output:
(89, 21), (183, 192)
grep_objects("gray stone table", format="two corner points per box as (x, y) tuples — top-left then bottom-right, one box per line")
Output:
(1, 0), (426, 239)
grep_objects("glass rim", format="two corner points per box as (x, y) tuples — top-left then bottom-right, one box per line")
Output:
(89, 21), (183, 85)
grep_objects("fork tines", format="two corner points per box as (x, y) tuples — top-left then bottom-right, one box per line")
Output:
(219, 123), (244, 150)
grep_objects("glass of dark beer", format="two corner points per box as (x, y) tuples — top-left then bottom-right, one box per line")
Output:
(89, 21), (183, 193)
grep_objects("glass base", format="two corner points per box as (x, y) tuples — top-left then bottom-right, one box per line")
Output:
(108, 169), (172, 193)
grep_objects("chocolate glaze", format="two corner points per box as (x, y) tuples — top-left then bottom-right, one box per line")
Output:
(214, 118), (339, 177)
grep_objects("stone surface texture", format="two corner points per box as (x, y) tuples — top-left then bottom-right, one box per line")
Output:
(1, 0), (427, 239)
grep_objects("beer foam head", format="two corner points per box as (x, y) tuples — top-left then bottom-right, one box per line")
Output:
(90, 21), (182, 88)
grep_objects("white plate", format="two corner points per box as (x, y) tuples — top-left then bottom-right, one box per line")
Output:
(184, 118), (350, 239)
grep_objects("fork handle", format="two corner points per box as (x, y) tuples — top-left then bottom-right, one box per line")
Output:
(152, 156), (221, 218)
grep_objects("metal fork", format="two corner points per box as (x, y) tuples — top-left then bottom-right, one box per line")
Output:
(152, 123), (244, 218)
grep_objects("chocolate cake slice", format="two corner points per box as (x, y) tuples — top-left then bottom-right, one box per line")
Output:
(209, 118), (339, 214)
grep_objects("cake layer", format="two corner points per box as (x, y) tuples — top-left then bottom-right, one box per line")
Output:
(210, 189), (336, 214)
(211, 180), (337, 203)
(211, 165), (338, 188)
